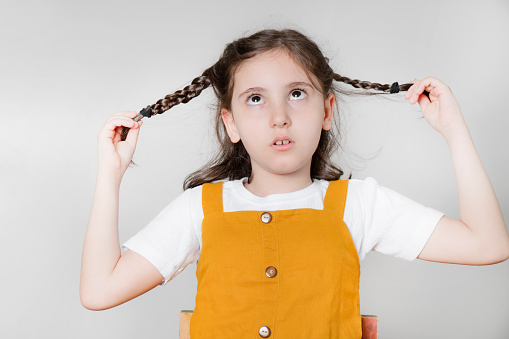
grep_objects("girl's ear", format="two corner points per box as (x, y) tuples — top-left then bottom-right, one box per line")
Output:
(221, 108), (241, 143)
(322, 93), (335, 131)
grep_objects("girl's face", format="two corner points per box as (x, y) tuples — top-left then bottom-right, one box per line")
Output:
(221, 49), (334, 181)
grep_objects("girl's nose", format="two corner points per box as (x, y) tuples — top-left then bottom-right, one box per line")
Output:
(270, 102), (291, 128)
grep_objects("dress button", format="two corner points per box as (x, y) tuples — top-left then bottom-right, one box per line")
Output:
(260, 212), (272, 223)
(259, 326), (271, 337)
(265, 266), (277, 278)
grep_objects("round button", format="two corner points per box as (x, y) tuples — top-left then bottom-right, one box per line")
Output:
(260, 212), (272, 223)
(265, 266), (277, 278)
(259, 326), (271, 338)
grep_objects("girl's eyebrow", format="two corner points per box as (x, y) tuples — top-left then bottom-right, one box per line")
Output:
(287, 81), (314, 90)
(237, 82), (314, 99)
(238, 87), (264, 99)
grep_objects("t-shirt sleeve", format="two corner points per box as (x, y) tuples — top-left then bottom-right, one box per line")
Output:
(121, 186), (203, 286)
(344, 177), (445, 263)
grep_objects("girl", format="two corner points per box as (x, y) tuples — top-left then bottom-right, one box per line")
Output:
(80, 29), (509, 338)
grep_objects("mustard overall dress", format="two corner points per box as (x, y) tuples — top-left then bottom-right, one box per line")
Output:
(190, 180), (361, 338)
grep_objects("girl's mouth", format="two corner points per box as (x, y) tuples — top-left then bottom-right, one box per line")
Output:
(271, 138), (294, 151)
(272, 136), (294, 145)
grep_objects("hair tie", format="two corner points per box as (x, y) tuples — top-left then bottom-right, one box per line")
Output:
(140, 105), (152, 118)
(132, 105), (152, 123)
(390, 82), (400, 94)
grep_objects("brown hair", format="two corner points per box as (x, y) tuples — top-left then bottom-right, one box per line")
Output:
(120, 29), (415, 190)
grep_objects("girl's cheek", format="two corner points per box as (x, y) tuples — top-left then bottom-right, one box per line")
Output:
(244, 104), (266, 116)
(289, 98), (311, 110)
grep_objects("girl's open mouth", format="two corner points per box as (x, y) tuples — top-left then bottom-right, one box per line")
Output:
(271, 139), (294, 151)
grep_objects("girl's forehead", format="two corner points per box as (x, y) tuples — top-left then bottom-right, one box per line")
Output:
(236, 50), (304, 75)
(232, 50), (316, 91)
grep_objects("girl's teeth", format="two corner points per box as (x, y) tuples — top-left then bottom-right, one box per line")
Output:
(275, 140), (290, 145)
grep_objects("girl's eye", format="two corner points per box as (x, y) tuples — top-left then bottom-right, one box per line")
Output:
(247, 94), (264, 105)
(289, 89), (307, 100)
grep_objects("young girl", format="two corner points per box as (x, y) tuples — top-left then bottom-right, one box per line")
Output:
(80, 29), (509, 338)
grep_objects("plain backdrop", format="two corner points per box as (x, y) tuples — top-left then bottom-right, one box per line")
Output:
(1, 0), (508, 338)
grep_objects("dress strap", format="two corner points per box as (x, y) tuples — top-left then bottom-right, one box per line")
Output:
(323, 180), (349, 218)
(202, 182), (224, 216)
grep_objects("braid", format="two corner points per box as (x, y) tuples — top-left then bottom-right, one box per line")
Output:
(118, 28), (426, 182)
(151, 73), (211, 116)
(120, 69), (212, 141)
(333, 73), (386, 92)
(333, 73), (414, 94)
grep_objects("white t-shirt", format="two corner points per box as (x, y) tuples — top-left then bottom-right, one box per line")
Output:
(122, 177), (444, 286)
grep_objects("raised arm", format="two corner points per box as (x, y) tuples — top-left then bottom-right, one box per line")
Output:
(80, 112), (164, 311)
(403, 77), (509, 265)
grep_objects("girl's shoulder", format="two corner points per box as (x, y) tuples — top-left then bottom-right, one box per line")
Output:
(344, 176), (380, 195)
(318, 176), (382, 199)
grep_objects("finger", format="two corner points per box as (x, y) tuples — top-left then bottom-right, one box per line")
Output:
(119, 121), (141, 145)
(104, 118), (137, 132)
(405, 82), (419, 103)
(107, 111), (138, 120)
(411, 78), (436, 104)
(114, 125), (126, 137)
(405, 79), (419, 100)
(103, 111), (138, 126)
(125, 121), (142, 146)
(417, 91), (431, 112)
(413, 77), (442, 97)
(99, 117), (138, 141)
(105, 115), (137, 126)
(113, 122), (137, 142)
(420, 77), (451, 103)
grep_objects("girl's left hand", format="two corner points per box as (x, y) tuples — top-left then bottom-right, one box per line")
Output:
(404, 77), (465, 136)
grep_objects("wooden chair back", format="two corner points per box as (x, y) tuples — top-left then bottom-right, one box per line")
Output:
(179, 310), (378, 338)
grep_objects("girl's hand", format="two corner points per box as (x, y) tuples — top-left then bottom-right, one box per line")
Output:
(404, 77), (465, 137)
(97, 111), (143, 176)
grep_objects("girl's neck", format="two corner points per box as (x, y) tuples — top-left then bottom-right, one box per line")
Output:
(243, 172), (313, 198)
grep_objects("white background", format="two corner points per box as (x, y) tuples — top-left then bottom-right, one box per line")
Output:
(2, 0), (508, 338)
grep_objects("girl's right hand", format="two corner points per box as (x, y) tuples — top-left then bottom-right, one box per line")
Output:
(97, 111), (143, 176)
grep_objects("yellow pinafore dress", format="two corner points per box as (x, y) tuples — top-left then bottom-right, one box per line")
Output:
(190, 180), (361, 338)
